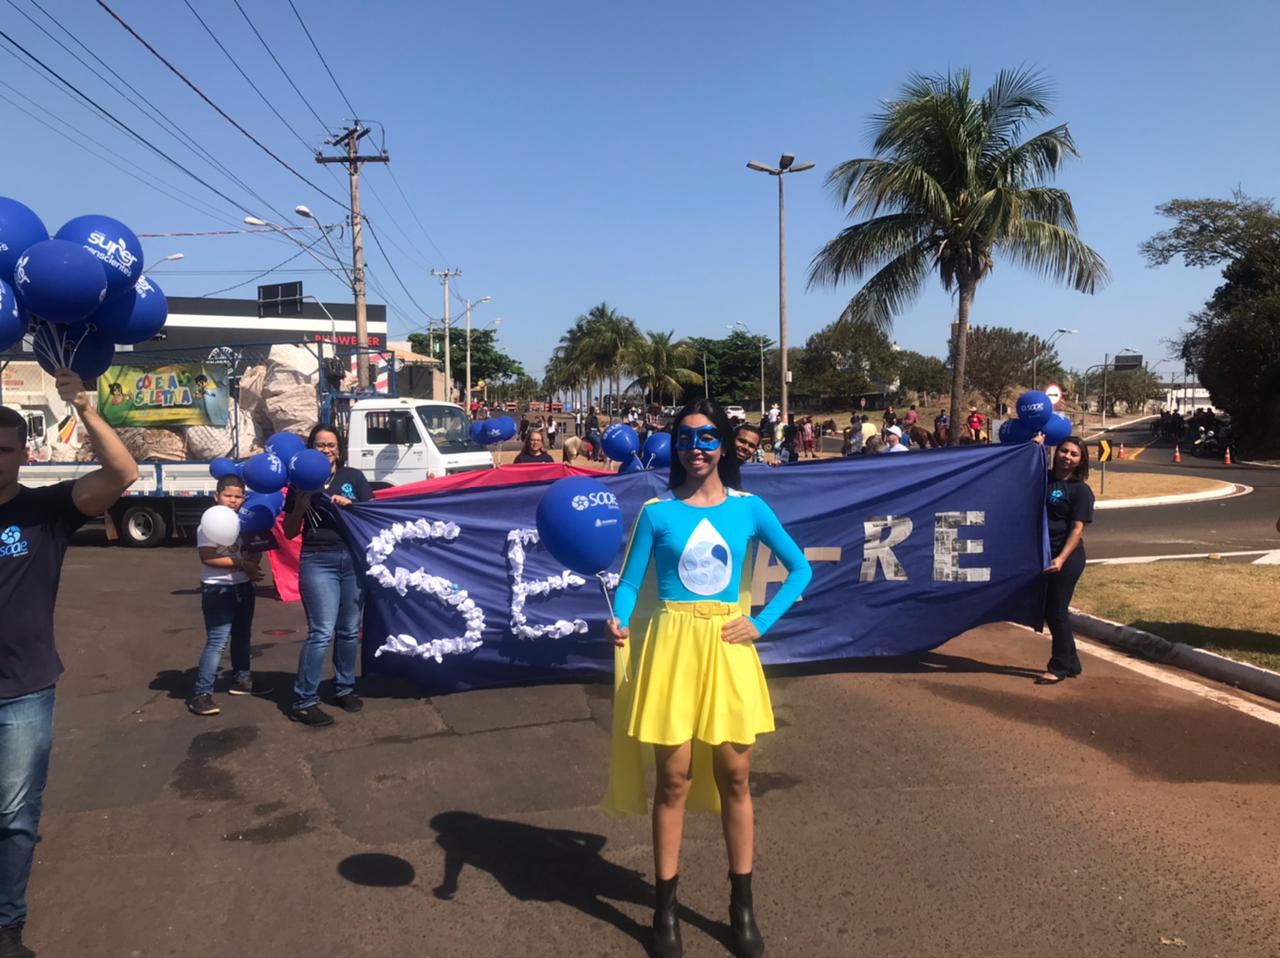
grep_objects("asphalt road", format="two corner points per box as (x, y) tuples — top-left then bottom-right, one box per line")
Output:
(23, 542), (1280, 956)
(1079, 420), (1277, 560)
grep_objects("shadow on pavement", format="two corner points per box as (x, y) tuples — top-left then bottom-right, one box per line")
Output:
(428, 811), (729, 951)
(768, 650), (1044, 681)
(338, 852), (416, 887)
(1131, 620), (1278, 670)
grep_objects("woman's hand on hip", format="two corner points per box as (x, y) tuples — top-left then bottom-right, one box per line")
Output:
(722, 616), (760, 645)
(605, 618), (629, 647)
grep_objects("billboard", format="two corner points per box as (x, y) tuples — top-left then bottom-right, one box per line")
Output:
(96, 362), (231, 428)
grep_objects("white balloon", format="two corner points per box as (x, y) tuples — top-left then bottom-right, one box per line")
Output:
(200, 505), (241, 546)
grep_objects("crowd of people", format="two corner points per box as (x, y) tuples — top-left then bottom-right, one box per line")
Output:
(0, 377), (1096, 958)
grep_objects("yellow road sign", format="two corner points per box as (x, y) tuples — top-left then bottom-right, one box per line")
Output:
(1097, 439), (1112, 463)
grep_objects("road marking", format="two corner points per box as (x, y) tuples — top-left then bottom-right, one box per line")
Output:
(1253, 550), (1280, 565)
(1126, 440), (1154, 461)
(1011, 624), (1280, 728)
(1087, 549), (1270, 565)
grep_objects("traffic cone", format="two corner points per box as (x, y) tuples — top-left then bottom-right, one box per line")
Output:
(1174, 444), (1182, 464)
(1118, 443), (1125, 460)
(1224, 447), (1233, 465)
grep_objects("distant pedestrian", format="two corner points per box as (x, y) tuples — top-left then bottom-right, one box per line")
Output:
(884, 425), (908, 453)
(1036, 435), (1094, 684)
(0, 374), (138, 957)
(187, 475), (269, 717)
(801, 417), (815, 458)
(545, 416), (558, 448)
(966, 405), (986, 442)
(574, 409), (584, 437)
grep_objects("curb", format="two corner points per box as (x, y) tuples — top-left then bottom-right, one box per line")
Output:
(1094, 481), (1251, 510)
(1070, 609), (1280, 702)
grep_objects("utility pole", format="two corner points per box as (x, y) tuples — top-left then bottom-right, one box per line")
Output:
(316, 123), (388, 390)
(432, 269), (462, 401)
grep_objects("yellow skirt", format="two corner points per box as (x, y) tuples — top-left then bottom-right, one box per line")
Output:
(601, 600), (775, 816)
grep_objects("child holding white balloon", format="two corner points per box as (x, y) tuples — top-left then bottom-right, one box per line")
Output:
(188, 474), (266, 717)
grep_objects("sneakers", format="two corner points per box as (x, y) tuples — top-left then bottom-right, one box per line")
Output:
(288, 705), (335, 727)
(228, 675), (272, 697)
(0, 922), (36, 958)
(334, 693), (363, 713)
(186, 693), (220, 716)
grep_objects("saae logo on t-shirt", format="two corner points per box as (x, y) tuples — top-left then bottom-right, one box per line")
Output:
(1049, 488), (1066, 502)
(0, 525), (29, 558)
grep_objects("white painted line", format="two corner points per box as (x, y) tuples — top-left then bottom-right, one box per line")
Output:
(1252, 550), (1280, 565)
(1087, 549), (1270, 565)
(1010, 624), (1280, 729)
(1093, 481), (1251, 510)
(1081, 415), (1156, 441)
(1240, 460), (1280, 469)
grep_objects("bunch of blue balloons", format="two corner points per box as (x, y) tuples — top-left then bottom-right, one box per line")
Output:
(601, 422), (672, 474)
(469, 415), (517, 446)
(999, 390), (1074, 446)
(208, 432), (334, 534)
(0, 197), (169, 379)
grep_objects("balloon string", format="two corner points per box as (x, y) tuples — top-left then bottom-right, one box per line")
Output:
(596, 572), (629, 683)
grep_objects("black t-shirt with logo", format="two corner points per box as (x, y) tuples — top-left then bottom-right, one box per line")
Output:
(283, 466), (373, 552)
(1046, 474), (1095, 553)
(0, 481), (90, 698)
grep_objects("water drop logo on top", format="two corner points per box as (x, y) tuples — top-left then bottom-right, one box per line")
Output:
(677, 518), (732, 595)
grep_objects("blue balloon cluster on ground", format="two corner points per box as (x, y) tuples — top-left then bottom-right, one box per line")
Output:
(0, 197), (168, 379)
(1002, 390), (1075, 446)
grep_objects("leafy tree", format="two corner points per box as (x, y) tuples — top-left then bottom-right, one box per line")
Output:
(807, 67), (1108, 444)
(795, 320), (899, 408)
(896, 349), (949, 398)
(1146, 193), (1280, 441)
(408, 328), (523, 389)
(957, 325), (1056, 411)
(1082, 366), (1162, 414)
(684, 331), (769, 406)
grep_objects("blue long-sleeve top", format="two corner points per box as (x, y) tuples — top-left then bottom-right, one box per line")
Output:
(613, 489), (812, 635)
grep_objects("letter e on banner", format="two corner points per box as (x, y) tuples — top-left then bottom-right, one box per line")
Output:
(933, 511), (991, 582)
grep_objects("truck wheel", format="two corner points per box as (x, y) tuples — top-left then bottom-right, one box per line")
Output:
(119, 505), (168, 548)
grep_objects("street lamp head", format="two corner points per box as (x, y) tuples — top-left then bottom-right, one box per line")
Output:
(1055, 327), (1078, 334)
(244, 216), (267, 227)
(294, 205), (315, 219)
(163, 253), (185, 263)
(477, 296), (492, 305)
(788, 161), (815, 173)
(779, 153), (795, 170)
(746, 161), (777, 174)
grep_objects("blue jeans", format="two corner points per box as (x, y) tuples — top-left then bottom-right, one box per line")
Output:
(294, 548), (363, 709)
(195, 582), (256, 696)
(0, 687), (54, 928)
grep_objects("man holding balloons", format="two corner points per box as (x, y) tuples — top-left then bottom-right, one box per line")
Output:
(0, 372), (137, 958)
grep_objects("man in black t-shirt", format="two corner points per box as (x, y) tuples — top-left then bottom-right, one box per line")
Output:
(0, 372), (137, 956)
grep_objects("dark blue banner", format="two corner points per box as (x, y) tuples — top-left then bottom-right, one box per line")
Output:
(340, 444), (1049, 694)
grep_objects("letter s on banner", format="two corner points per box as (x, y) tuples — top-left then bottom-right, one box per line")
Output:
(860, 516), (912, 582)
(933, 511), (991, 582)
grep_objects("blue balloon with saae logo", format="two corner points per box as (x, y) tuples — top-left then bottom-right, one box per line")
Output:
(1015, 390), (1052, 430)
(535, 476), (624, 575)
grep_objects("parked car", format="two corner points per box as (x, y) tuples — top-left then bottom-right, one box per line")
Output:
(725, 405), (747, 424)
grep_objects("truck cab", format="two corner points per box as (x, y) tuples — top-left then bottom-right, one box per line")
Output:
(345, 397), (492, 487)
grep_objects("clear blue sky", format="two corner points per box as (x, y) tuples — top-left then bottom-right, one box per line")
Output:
(3, 0), (1278, 382)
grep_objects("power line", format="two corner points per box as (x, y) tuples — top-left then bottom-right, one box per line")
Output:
(95, 0), (349, 211)
(197, 234), (328, 297)
(180, 0), (314, 154)
(0, 27), (278, 223)
(286, 0), (357, 118)
(229, 0), (327, 131)
(15, 0), (297, 226)
(363, 215), (434, 322)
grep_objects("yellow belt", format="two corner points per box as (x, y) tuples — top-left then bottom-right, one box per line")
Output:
(662, 600), (739, 618)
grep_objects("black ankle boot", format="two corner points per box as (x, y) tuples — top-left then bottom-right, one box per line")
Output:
(652, 875), (682, 958)
(0, 922), (35, 958)
(729, 871), (764, 958)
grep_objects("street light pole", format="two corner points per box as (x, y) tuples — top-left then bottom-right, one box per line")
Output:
(432, 269), (462, 401)
(1032, 327), (1077, 389)
(462, 295), (492, 412)
(747, 153), (814, 424)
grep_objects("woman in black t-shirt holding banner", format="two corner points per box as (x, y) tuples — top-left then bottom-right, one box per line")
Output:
(1036, 435), (1095, 684)
(283, 424), (374, 725)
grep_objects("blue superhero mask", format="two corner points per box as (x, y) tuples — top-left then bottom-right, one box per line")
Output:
(675, 424), (722, 452)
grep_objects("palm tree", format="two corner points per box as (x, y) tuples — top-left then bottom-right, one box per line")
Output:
(570, 303), (642, 413)
(626, 331), (703, 405)
(808, 68), (1108, 444)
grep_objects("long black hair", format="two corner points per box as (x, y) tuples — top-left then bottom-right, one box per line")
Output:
(306, 422), (347, 468)
(668, 399), (741, 491)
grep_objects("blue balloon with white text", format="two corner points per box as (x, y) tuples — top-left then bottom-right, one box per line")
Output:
(243, 452), (288, 493)
(1015, 390), (1052, 430)
(535, 476), (625, 575)
(55, 215), (144, 302)
(602, 422), (639, 462)
(0, 197), (47, 284)
(89, 275), (167, 345)
(0, 278), (25, 352)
